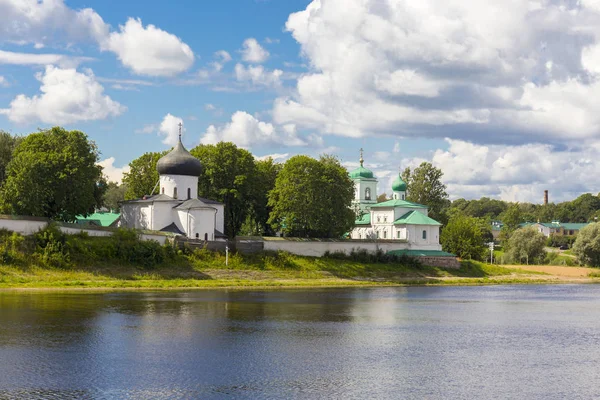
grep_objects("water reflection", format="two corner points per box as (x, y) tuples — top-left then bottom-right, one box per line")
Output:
(1, 286), (600, 399)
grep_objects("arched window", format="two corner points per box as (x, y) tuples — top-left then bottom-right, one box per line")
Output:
(161, 187), (165, 194)
(383, 230), (387, 239)
(402, 194), (405, 200)
(195, 233), (199, 239)
(187, 188), (191, 199)
(173, 187), (178, 199)
(365, 187), (371, 200)
(376, 231), (380, 239)
(397, 231), (401, 239)
(422, 230), (427, 240)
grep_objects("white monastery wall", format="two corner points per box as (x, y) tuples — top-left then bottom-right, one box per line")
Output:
(0, 218), (47, 235)
(263, 240), (442, 257)
(214, 204), (225, 234)
(152, 202), (175, 231)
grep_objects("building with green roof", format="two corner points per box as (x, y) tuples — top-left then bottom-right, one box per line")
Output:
(348, 149), (443, 251)
(75, 212), (120, 227)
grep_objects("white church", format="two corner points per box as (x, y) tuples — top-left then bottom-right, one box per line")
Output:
(349, 150), (443, 251)
(120, 129), (225, 240)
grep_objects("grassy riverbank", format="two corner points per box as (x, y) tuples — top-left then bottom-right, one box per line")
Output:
(1, 227), (598, 290)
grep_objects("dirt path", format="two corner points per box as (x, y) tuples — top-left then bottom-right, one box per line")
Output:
(503, 264), (596, 278)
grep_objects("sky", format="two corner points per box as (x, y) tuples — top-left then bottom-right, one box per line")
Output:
(2, 0), (600, 204)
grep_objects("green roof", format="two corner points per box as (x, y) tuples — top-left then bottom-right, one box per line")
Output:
(394, 210), (441, 226)
(387, 249), (456, 257)
(561, 223), (589, 230)
(355, 212), (371, 225)
(524, 222), (590, 230)
(371, 199), (427, 209)
(76, 212), (120, 227)
(349, 165), (374, 179)
(392, 174), (407, 192)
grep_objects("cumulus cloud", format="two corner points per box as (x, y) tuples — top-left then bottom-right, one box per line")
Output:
(274, 0), (600, 145)
(0, 76), (7, 87)
(200, 111), (306, 148)
(0, 1), (194, 77)
(159, 113), (184, 146)
(234, 63), (282, 87)
(98, 157), (130, 183)
(255, 153), (289, 162)
(101, 18), (194, 76)
(0, 65), (125, 125)
(241, 38), (269, 63)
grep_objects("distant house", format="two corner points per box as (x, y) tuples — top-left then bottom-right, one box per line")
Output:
(75, 212), (120, 227)
(491, 220), (590, 239)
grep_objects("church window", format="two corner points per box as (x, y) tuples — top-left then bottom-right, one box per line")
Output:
(377, 216), (381, 223)
(384, 216), (387, 222)
(173, 187), (178, 199)
(383, 230), (387, 239)
(195, 233), (199, 239)
(161, 187), (164, 194)
(397, 231), (401, 239)
(376, 231), (380, 239)
(422, 230), (427, 240)
(187, 188), (191, 199)
(402, 194), (405, 200)
(365, 188), (371, 200)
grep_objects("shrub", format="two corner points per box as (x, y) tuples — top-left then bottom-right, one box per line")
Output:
(325, 247), (422, 268)
(573, 223), (600, 267)
(33, 224), (70, 268)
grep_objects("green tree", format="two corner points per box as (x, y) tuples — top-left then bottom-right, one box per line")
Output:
(402, 162), (449, 223)
(243, 157), (281, 236)
(122, 151), (167, 200)
(0, 127), (104, 221)
(377, 193), (388, 203)
(0, 131), (22, 185)
(440, 215), (487, 260)
(190, 142), (257, 238)
(268, 155), (355, 238)
(573, 222), (600, 267)
(102, 181), (127, 212)
(506, 227), (546, 265)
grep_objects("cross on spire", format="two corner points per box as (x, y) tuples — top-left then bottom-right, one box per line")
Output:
(359, 148), (364, 166)
(178, 122), (183, 140)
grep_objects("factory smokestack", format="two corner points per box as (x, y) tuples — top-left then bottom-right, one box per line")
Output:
(544, 190), (548, 205)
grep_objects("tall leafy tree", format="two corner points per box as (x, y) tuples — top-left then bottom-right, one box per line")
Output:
(402, 162), (449, 223)
(0, 127), (104, 221)
(102, 181), (127, 212)
(573, 222), (600, 267)
(245, 157), (281, 236)
(441, 215), (487, 260)
(0, 131), (22, 185)
(122, 151), (166, 200)
(190, 142), (257, 238)
(506, 227), (546, 265)
(268, 155), (355, 238)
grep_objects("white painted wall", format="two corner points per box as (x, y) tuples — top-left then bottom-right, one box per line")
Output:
(152, 201), (176, 231)
(213, 204), (225, 234)
(159, 174), (198, 200)
(263, 240), (442, 257)
(0, 219), (47, 235)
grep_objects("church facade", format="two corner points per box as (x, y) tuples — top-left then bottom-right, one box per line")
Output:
(120, 134), (225, 240)
(349, 151), (442, 250)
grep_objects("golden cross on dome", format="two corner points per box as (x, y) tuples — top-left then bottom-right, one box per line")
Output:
(178, 122), (183, 140)
(359, 148), (364, 166)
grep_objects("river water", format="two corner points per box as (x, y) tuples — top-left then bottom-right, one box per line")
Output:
(1, 285), (600, 399)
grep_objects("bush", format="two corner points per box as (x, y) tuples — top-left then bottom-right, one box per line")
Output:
(573, 223), (600, 267)
(33, 224), (70, 268)
(324, 248), (422, 268)
(546, 235), (576, 248)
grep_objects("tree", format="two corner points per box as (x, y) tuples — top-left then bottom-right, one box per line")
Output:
(0, 131), (22, 185)
(0, 127), (105, 222)
(573, 222), (600, 267)
(402, 162), (449, 223)
(122, 151), (167, 200)
(377, 193), (388, 203)
(441, 215), (487, 260)
(506, 227), (546, 265)
(102, 181), (127, 212)
(190, 142), (257, 238)
(244, 157), (281, 236)
(268, 155), (355, 238)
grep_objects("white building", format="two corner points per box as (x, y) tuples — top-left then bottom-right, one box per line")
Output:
(120, 134), (225, 240)
(349, 151), (442, 251)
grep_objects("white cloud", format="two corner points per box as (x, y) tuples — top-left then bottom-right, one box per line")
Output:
(241, 38), (269, 63)
(101, 18), (194, 77)
(215, 50), (231, 63)
(274, 0), (600, 144)
(201, 111), (306, 148)
(0, 50), (92, 68)
(98, 157), (130, 184)
(234, 63), (282, 87)
(158, 113), (184, 146)
(0, 66), (125, 125)
(417, 139), (600, 202)
(255, 153), (289, 162)
(135, 124), (157, 134)
(0, 76), (7, 87)
(0, 0), (108, 45)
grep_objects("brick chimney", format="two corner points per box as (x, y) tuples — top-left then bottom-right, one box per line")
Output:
(544, 190), (548, 205)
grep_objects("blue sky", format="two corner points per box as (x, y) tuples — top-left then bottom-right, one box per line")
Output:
(3, 0), (600, 203)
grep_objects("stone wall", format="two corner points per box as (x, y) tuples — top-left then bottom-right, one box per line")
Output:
(419, 256), (460, 269)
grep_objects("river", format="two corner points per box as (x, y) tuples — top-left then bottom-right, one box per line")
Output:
(1, 285), (600, 399)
